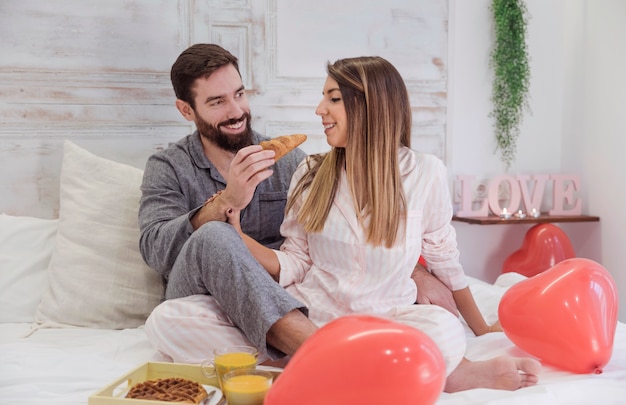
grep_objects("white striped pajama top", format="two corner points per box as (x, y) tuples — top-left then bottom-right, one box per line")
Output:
(276, 147), (468, 326)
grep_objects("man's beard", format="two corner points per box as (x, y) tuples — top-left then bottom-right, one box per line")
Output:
(196, 112), (253, 153)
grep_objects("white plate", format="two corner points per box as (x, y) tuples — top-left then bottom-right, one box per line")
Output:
(202, 385), (223, 405)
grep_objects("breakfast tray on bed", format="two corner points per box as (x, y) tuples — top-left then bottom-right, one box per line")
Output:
(89, 362), (219, 405)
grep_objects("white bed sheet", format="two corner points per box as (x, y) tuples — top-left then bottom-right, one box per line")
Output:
(438, 322), (626, 405)
(1, 275), (625, 405)
(439, 274), (626, 405)
(0, 324), (161, 405)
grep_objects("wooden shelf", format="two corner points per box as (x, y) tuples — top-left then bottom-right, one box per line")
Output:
(452, 214), (600, 225)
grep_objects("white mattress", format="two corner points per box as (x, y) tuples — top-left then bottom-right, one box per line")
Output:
(1, 276), (625, 405)
(0, 324), (161, 404)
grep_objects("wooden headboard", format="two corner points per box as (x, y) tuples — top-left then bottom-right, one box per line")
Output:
(0, 0), (448, 218)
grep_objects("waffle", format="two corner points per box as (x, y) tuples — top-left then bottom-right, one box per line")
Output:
(126, 377), (208, 403)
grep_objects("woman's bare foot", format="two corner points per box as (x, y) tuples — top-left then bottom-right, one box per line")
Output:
(444, 356), (542, 393)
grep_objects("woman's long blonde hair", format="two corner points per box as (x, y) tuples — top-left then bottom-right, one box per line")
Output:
(286, 56), (412, 248)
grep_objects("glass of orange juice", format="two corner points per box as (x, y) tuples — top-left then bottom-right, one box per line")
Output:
(222, 369), (273, 405)
(201, 346), (258, 389)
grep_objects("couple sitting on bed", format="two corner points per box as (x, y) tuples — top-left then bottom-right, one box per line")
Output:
(138, 43), (541, 393)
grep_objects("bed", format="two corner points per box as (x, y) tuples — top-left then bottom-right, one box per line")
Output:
(1, 141), (625, 405)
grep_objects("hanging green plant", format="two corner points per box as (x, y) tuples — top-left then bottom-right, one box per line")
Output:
(489, 0), (531, 170)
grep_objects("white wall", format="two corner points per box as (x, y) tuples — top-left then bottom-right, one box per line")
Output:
(578, 0), (626, 322)
(448, 0), (626, 321)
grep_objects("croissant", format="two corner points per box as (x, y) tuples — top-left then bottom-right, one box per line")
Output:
(260, 134), (307, 161)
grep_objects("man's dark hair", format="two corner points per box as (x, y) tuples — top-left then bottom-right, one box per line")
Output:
(170, 44), (240, 109)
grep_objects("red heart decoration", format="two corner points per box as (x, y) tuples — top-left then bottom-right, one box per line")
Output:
(499, 258), (618, 374)
(502, 223), (575, 277)
(265, 315), (446, 405)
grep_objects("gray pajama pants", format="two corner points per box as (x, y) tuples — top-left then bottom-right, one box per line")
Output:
(161, 221), (307, 359)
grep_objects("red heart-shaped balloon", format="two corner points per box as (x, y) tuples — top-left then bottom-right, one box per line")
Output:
(502, 224), (575, 277)
(499, 258), (618, 374)
(265, 315), (446, 405)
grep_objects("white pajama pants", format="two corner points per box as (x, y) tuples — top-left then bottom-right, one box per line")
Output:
(144, 295), (466, 376)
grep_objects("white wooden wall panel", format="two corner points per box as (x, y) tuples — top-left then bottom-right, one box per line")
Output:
(0, 0), (447, 218)
(251, 0), (448, 156)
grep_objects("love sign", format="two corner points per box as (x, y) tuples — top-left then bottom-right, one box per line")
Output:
(456, 174), (582, 217)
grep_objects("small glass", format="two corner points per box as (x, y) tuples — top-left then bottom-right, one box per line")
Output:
(222, 369), (273, 405)
(201, 345), (258, 389)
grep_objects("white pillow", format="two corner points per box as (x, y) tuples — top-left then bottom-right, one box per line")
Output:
(0, 214), (58, 323)
(35, 140), (164, 329)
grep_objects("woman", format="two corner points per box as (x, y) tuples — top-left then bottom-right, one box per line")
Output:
(227, 56), (541, 392)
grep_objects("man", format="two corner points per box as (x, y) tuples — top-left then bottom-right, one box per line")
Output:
(139, 43), (456, 364)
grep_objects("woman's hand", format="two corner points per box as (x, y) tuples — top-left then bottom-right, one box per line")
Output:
(487, 320), (503, 333)
(225, 207), (281, 279)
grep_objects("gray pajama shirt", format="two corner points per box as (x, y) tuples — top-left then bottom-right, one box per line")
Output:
(138, 131), (307, 357)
